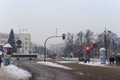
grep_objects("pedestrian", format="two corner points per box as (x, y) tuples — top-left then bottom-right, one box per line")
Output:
(118, 55), (120, 65)
(115, 55), (119, 65)
(0, 57), (2, 68)
(7, 50), (12, 65)
(109, 56), (115, 65)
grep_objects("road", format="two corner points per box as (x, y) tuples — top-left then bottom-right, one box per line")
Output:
(13, 59), (120, 80)
(16, 60), (77, 80)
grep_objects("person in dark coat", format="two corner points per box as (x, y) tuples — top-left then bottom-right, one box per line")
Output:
(118, 55), (120, 65)
(0, 57), (2, 68)
(115, 55), (120, 65)
(109, 56), (115, 65)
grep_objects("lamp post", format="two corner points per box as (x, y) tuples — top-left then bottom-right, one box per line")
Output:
(108, 31), (112, 58)
(104, 28), (107, 60)
(44, 34), (65, 62)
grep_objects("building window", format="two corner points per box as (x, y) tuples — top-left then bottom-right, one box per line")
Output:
(25, 42), (27, 45)
(25, 46), (27, 50)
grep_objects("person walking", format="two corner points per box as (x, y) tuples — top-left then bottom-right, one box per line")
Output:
(109, 56), (115, 65)
(6, 50), (12, 65)
(0, 57), (2, 68)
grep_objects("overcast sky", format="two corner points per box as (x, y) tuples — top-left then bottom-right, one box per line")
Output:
(0, 0), (120, 46)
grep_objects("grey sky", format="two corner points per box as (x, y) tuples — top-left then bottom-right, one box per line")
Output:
(0, 0), (120, 45)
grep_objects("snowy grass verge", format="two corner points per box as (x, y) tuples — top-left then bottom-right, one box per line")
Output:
(57, 61), (79, 63)
(61, 57), (79, 61)
(37, 61), (72, 70)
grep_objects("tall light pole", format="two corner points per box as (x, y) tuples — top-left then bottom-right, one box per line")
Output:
(104, 28), (107, 59)
(44, 34), (65, 62)
(108, 30), (112, 58)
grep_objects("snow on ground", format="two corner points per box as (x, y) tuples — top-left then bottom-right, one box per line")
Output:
(1, 64), (31, 80)
(79, 61), (108, 67)
(57, 61), (79, 63)
(37, 61), (72, 70)
(78, 58), (109, 67)
(57, 60), (108, 67)
(59, 58), (109, 67)
(62, 57), (79, 61)
(37, 58), (109, 72)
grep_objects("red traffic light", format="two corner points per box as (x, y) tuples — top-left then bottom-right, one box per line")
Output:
(86, 46), (90, 51)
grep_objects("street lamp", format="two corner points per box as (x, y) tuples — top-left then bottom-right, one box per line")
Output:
(44, 34), (66, 62)
(104, 28), (107, 60)
(104, 29), (112, 59)
(107, 30), (111, 59)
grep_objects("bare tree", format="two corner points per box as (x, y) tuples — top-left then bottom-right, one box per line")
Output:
(84, 30), (94, 45)
(75, 31), (85, 57)
(64, 33), (74, 57)
(84, 30), (94, 57)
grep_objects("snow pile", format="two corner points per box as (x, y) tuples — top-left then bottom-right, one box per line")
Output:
(2, 65), (31, 80)
(37, 61), (72, 70)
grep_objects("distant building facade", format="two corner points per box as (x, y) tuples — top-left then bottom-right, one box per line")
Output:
(0, 32), (32, 53)
(49, 43), (65, 54)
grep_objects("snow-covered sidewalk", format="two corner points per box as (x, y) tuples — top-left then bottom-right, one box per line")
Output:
(0, 64), (31, 80)
(78, 61), (108, 67)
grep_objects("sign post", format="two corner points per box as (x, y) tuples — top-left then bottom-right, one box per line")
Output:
(16, 40), (22, 67)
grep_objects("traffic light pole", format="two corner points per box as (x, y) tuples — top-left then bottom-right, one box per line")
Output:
(17, 47), (20, 68)
(16, 40), (22, 68)
(104, 28), (108, 60)
(44, 36), (62, 62)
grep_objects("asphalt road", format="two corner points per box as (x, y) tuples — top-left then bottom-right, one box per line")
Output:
(13, 59), (120, 80)
(17, 60), (76, 80)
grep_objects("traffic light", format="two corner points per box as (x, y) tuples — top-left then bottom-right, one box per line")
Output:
(86, 46), (90, 51)
(86, 46), (90, 52)
(62, 33), (65, 40)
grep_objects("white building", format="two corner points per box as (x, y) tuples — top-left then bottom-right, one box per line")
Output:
(49, 43), (65, 54)
(0, 33), (9, 45)
(0, 32), (32, 53)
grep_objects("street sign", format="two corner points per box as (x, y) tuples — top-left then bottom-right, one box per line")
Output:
(112, 38), (115, 45)
(93, 43), (97, 48)
(16, 40), (22, 48)
(16, 40), (22, 68)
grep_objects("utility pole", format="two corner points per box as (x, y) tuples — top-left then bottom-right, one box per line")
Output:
(104, 28), (107, 60)
(44, 34), (65, 62)
(16, 40), (22, 68)
(108, 30), (112, 58)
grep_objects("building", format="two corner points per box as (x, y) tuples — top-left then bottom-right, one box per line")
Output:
(49, 43), (65, 54)
(0, 32), (32, 53)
